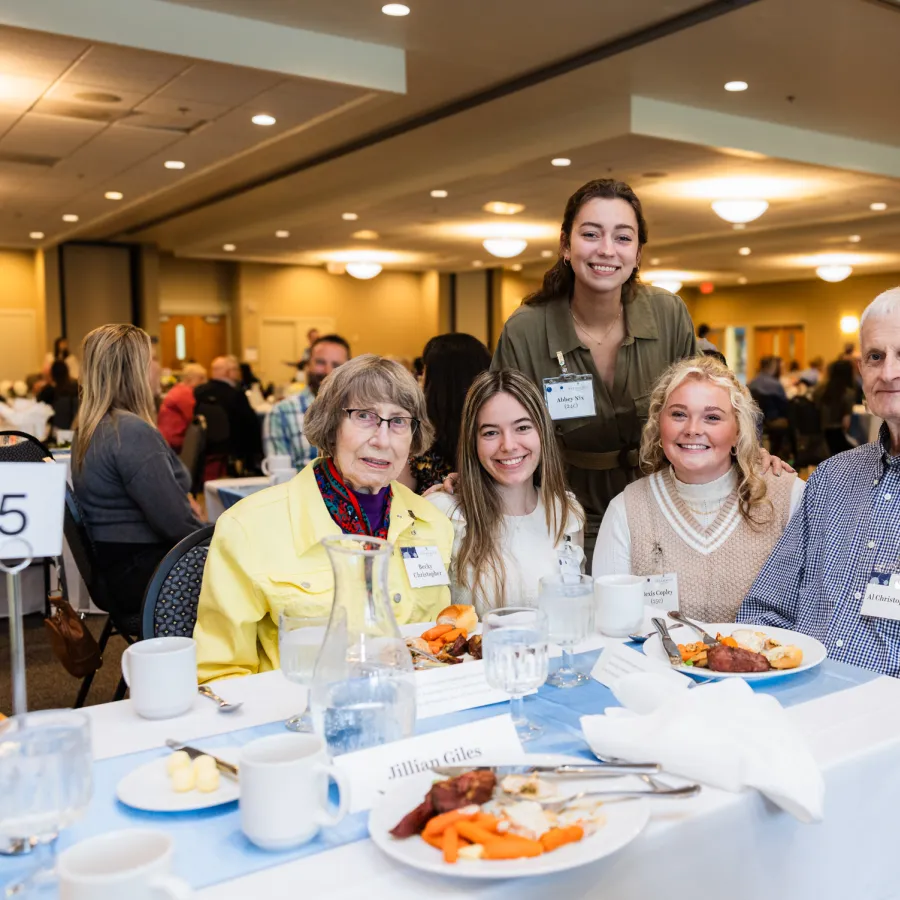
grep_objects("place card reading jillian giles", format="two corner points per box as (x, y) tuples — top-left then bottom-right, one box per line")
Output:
(333, 714), (523, 813)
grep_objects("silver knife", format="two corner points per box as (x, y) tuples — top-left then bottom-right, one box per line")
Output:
(431, 761), (660, 778)
(165, 739), (239, 779)
(652, 617), (684, 667)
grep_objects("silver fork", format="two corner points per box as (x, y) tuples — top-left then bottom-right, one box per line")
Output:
(522, 783), (701, 810)
(198, 684), (243, 713)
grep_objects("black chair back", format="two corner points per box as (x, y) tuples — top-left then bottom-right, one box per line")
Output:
(194, 399), (230, 447)
(141, 525), (215, 640)
(0, 430), (54, 462)
(179, 416), (207, 495)
(63, 486), (111, 613)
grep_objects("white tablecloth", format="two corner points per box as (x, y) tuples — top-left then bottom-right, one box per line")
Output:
(204, 477), (269, 522)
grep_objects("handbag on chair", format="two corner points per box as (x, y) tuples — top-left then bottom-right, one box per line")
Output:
(43, 587), (103, 679)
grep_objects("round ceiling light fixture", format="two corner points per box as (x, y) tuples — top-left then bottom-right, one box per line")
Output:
(164, 160), (185, 169)
(222, 243), (236, 252)
(29, 231), (44, 240)
(382, 3), (410, 15)
(352, 229), (380, 240)
(104, 191), (123, 200)
(275, 230), (290, 238)
(342, 212), (359, 221)
(840, 315), (860, 334)
(62, 214), (79, 223)
(870, 202), (887, 211)
(472, 260), (484, 267)
(483, 238), (527, 258)
(738, 246), (752, 256)
(346, 262), (383, 280)
(510, 263), (523, 272)
(651, 279), (683, 294)
(551, 158), (571, 167)
(848, 234), (862, 243)
(724, 81), (748, 92)
(430, 189), (448, 198)
(711, 199), (768, 223)
(251, 114), (276, 126)
(482, 201), (525, 215)
(737, 276), (748, 285)
(817, 264), (852, 283)
(540, 250), (554, 258)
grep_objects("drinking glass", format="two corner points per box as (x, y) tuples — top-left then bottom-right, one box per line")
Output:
(279, 615), (329, 732)
(482, 607), (549, 743)
(538, 574), (594, 688)
(0, 710), (92, 898)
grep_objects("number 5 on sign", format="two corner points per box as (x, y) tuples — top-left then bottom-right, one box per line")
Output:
(0, 463), (67, 559)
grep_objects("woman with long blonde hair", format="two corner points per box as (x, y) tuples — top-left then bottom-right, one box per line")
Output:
(428, 370), (584, 616)
(593, 356), (805, 622)
(73, 324), (203, 616)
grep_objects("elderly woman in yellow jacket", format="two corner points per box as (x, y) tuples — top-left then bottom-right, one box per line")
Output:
(193, 355), (454, 683)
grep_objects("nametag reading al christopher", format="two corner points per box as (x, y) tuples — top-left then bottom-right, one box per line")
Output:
(332, 715), (523, 813)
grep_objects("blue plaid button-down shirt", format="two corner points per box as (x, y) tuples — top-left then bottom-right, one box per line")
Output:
(262, 387), (317, 471)
(737, 424), (900, 677)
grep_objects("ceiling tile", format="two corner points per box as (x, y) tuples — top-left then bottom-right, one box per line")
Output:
(158, 63), (282, 105)
(0, 112), (105, 157)
(0, 27), (88, 79)
(66, 44), (190, 94)
(246, 77), (366, 121)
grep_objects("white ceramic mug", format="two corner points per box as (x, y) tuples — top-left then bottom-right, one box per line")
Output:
(269, 468), (297, 486)
(240, 733), (350, 851)
(595, 574), (645, 637)
(121, 637), (197, 719)
(261, 454), (293, 475)
(58, 829), (192, 900)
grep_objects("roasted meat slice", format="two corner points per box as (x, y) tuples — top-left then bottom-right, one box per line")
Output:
(466, 634), (483, 660)
(446, 634), (469, 657)
(707, 642), (770, 673)
(389, 798), (434, 838)
(389, 770), (497, 837)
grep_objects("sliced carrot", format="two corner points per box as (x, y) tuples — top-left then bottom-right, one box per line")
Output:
(421, 624), (453, 641)
(455, 821), (505, 847)
(440, 627), (467, 643)
(422, 808), (477, 838)
(421, 833), (444, 850)
(539, 825), (584, 853)
(481, 835), (544, 859)
(428, 640), (444, 655)
(443, 826), (459, 863)
(473, 813), (501, 832)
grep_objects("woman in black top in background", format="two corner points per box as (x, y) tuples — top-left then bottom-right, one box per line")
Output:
(38, 360), (80, 430)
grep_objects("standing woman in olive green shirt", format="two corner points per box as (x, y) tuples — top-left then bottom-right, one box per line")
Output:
(492, 179), (697, 563)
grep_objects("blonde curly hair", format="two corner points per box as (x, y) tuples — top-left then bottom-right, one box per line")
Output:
(640, 356), (772, 525)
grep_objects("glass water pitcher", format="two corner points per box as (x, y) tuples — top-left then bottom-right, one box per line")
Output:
(310, 535), (416, 756)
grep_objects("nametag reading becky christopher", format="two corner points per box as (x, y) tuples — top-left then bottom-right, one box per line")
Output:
(543, 375), (595, 421)
(401, 545), (450, 588)
(642, 573), (679, 611)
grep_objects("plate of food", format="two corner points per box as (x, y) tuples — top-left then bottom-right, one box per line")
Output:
(368, 763), (650, 878)
(117, 747), (240, 812)
(643, 623), (826, 680)
(402, 605), (483, 668)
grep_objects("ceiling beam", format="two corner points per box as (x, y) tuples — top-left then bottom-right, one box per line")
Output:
(0, 0), (406, 93)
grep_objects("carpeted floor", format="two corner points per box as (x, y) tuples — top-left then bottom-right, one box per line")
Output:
(0, 613), (128, 715)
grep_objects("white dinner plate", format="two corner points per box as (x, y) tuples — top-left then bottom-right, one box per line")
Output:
(643, 622), (827, 680)
(116, 748), (240, 812)
(368, 755), (650, 879)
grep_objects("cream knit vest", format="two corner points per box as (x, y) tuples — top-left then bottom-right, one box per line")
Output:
(624, 467), (796, 622)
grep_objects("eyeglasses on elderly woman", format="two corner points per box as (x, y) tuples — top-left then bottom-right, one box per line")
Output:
(343, 408), (420, 434)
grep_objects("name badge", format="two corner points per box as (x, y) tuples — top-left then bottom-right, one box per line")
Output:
(642, 573), (679, 611)
(542, 374), (595, 421)
(401, 545), (450, 588)
(860, 576), (900, 622)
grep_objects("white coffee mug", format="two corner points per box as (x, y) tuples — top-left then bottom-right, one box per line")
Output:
(58, 829), (191, 900)
(240, 733), (350, 851)
(595, 574), (645, 637)
(121, 637), (197, 720)
(261, 454), (292, 475)
(269, 468), (297, 486)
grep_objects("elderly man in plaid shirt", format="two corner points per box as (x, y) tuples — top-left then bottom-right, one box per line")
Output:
(738, 288), (900, 677)
(263, 334), (350, 470)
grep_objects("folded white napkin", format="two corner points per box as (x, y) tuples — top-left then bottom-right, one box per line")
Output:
(581, 673), (824, 823)
(0, 401), (53, 441)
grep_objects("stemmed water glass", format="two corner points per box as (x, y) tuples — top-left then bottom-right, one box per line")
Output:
(279, 614), (329, 732)
(538, 574), (595, 688)
(0, 710), (93, 898)
(482, 607), (549, 743)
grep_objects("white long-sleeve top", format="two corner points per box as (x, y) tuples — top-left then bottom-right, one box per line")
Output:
(592, 467), (806, 577)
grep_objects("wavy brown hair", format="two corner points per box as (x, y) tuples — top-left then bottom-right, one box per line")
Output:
(73, 324), (157, 470)
(640, 356), (772, 525)
(455, 370), (583, 614)
(524, 178), (649, 306)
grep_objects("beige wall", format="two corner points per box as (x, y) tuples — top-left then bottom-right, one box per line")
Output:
(500, 272), (540, 325)
(158, 254), (235, 317)
(0, 249), (47, 371)
(686, 271), (900, 365)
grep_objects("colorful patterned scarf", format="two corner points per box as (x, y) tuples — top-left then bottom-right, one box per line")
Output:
(314, 458), (392, 540)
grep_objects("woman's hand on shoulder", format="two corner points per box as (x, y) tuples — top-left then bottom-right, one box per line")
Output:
(759, 448), (796, 477)
(423, 472), (458, 497)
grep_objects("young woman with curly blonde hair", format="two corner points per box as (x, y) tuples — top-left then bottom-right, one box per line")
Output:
(593, 356), (805, 622)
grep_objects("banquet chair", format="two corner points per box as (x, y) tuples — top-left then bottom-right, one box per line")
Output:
(141, 525), (215, 640)
(179, 415), (207, 496)
(65, 486), (137, 707)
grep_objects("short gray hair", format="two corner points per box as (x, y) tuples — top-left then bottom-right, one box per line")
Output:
(861, 286), (900, 330)
(304, 354), (434, 457)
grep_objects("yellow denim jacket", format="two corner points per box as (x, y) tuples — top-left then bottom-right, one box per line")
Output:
(193, 462), (453, 683)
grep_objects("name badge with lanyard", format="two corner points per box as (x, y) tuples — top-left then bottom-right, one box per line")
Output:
(543, 351), (596, 421)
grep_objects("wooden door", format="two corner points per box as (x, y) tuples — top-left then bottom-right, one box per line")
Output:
(752, 326), (805, 375)
(159, 315), (228, 372)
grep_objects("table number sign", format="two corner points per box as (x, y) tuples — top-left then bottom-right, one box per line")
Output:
(0, 461), (67, 560)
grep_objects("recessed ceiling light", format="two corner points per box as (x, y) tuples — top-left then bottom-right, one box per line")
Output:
(540, 250), (554, 258)
(870, 202), (887, 211)
(104, 191), (123, 200)
(482, 201), (525, 215)
(382, 3), (410, 15)
(164, 160), (185, 169)
(848, 234), (862, 243)
(738, 247), (752, 256)
(251, 114), (276, 126)
(430, 189), (448, 198)
(738, 276), (748, 285)
(275, 230), (290, 238)
(724, 81), (749, 92)
(62, 214), (79, 223)
(733, 223), (746, 230)
(342, 212), (359, 221)
(551, 158), (571, 167)
(352, 229), (379, 240)
(472, 261), (484, 267)
(29, 231), (44, 240)
(650, 258), (661, 266)
(510, 263), (523, 272)
(223, 243), (236, 252)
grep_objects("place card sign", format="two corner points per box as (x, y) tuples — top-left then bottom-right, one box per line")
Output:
(415, 661), (512, 719)
(591, 642), (691, 689)
(333, 714), (523, 812)
(0, 462), (67, 560)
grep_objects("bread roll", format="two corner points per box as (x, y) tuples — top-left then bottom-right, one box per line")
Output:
(436, 604), (478, 633)
(730, 629), (767, 654)
(762, 644), (803, 669)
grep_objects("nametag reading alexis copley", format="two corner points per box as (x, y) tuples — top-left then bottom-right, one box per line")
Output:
(542, 375), (595, 421)
(400, 545), (450, 588)
(642, 573), (679, 611)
